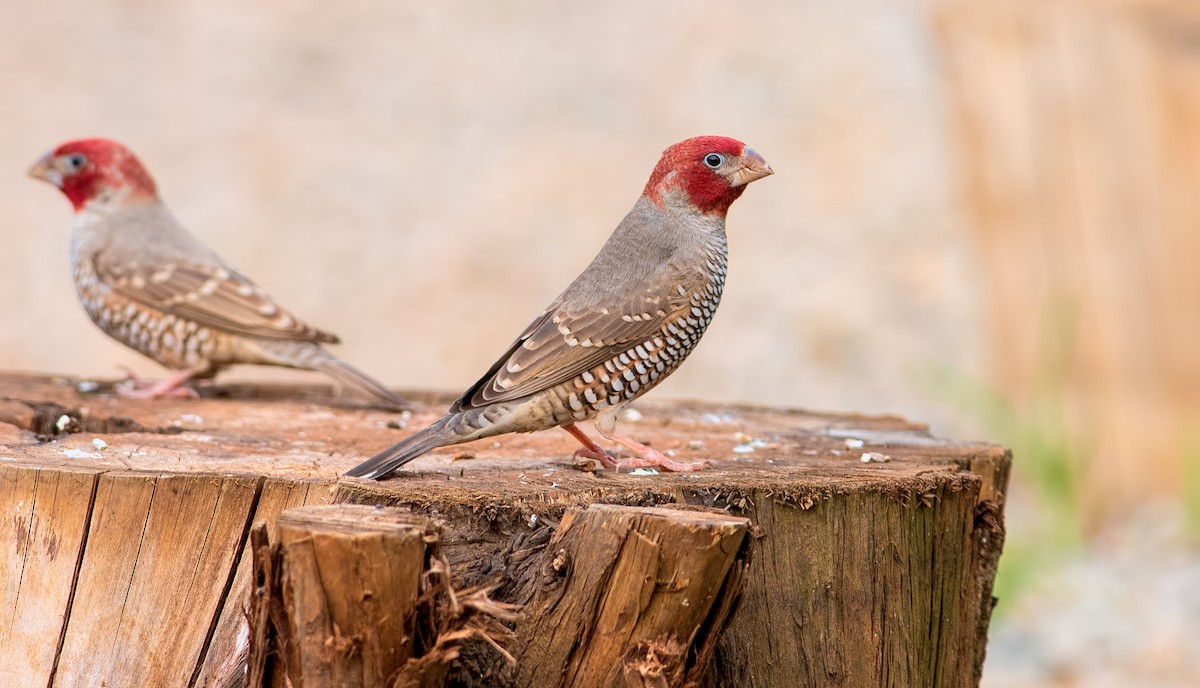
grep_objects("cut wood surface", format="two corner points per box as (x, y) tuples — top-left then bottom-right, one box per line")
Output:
(0, 372), (1010, 687)
(54, 472), (258, 686)
(0, 464), (98, 685)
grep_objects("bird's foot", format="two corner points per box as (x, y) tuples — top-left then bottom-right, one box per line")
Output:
(572, 445), (620, 470)
(610, 449), (712, 473)
(116, 367), (200, 399)
(563, 422), (712, 473)
(564, 422), (620, 470)
(602, 428), (712, 472)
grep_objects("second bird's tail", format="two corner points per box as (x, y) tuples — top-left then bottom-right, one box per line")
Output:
(344, 417), (455, 479)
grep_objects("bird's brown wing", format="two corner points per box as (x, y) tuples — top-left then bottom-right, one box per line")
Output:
(94, 256), (339, 343)
(453, 266), (695, 411)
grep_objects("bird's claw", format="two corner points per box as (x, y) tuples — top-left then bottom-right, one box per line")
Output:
(573, 446), (618, 470)
(571, 445), (711, 473)
(611, 452), (712, 473)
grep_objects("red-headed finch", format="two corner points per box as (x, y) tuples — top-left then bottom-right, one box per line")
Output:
(29, 138), (407, 408)
(348, 136), (770, 478)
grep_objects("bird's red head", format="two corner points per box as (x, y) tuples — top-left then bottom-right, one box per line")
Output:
(643, 135), (773, 217)
(28, 138), (158, 211)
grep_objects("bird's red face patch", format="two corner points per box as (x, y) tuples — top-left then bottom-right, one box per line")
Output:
(47, 138), (157, 211)
(643, 136), (749, 216)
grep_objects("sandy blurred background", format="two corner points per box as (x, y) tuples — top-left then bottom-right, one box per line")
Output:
(1, 0), (1198, 684)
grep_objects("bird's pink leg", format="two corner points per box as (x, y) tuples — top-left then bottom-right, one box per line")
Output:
(117, 367), (200, 399)
(595, 425), (712, 472)
(563, 423), (619, 469)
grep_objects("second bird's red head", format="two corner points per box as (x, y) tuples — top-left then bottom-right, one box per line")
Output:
(643, 135), (772, 217)
(29, 138), (158, 211)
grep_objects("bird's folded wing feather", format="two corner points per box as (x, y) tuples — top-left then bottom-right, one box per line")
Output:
(95, 256), (339, 343)
(454, 265), (694, 410)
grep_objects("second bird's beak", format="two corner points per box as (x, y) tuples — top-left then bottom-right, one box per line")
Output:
(730, 147), (773, 187)
(28, 153), (63, 187)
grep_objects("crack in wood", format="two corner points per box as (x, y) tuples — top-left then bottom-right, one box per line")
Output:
(44, 471), (100, 688)
(109, 477), (159, 668)
(188, 476), (266, 688)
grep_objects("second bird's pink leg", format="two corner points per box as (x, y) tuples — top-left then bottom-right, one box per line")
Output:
(563, 422), (620, 469)
(117, 367), (200, 399)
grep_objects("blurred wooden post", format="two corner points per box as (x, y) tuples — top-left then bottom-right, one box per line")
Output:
(512, 505), (751, 688)
(932, 0), (1200, 512)
(261, 505), (429, 688)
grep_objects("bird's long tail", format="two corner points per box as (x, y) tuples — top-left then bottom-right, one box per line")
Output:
(308, 352), (409, 411)
(345, 417), (455, 479)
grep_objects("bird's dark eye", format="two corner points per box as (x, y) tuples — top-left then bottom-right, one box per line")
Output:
(65, 154), (87, 171)
(704, 153), (725, 169)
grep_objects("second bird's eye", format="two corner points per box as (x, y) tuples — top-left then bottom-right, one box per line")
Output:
(65, 154), (87, 170)
(704, 153), (725, 169)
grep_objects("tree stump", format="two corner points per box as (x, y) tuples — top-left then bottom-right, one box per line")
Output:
(0, 372), (1010, 687)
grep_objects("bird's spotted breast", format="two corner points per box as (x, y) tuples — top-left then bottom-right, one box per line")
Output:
(543, 239), (728, 425)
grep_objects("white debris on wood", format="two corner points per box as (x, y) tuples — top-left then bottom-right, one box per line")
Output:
(828, 427), (940, 447)
(733, 436), (768, 453)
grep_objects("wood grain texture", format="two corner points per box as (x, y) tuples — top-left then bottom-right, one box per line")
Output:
(274, 505), (429, 688)
(702, 458), (1009, 688)
(0, 464), (98, 686)
(514, 504), (751, 688)
(53, 472), (258, 687)
(193, 479), (336, 688)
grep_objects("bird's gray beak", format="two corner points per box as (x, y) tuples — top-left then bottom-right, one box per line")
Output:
(730, 147), (773, 187)
(28, 153), (63, 187)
